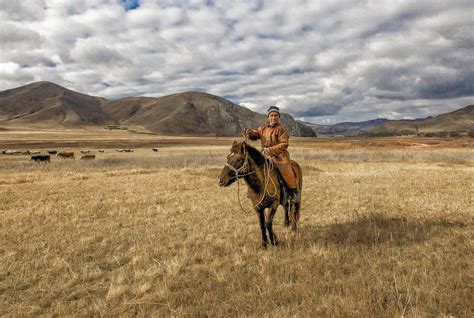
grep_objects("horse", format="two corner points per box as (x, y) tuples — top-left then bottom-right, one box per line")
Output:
(218, 141), (303, 248)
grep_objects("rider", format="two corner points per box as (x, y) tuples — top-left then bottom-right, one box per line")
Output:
(244, 106), (301, 203)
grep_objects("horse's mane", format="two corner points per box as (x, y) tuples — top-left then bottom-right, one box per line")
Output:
(245, 143), (267, 167)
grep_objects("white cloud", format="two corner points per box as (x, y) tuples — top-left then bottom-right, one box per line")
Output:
(0, 0), (472, 123)
(71, 38), (128, 65)
(126, 4), (182, 29)
(240, 102), (260, 112)
(0, 0), (47, 21)
(0, 62), (35, 85)
(0, 22), (44, 47)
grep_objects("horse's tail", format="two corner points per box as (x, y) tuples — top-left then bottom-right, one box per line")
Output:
(290, 160), (303, 190)
(289, 160), (302, 229)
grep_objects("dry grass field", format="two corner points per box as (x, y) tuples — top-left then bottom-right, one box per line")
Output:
(1, 128), (473, 316)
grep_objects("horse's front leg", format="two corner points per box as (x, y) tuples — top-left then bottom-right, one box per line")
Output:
(257, 207), (268, 248)
(265, 207), (278, 245)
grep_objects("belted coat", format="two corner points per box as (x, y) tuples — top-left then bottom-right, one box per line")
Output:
(247, 123), (298, 189)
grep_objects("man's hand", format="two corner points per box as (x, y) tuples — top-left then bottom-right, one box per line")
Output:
(244, 128), (252, 135)
(262, 148), (271, 157)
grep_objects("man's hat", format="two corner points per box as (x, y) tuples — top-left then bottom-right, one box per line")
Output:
(267, 105), (280, 116)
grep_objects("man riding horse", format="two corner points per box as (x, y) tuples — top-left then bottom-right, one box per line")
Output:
(244, 106), (301, 203)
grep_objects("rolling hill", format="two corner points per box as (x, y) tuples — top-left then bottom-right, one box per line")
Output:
(0, 82), (315, 137)
(368, 105), (473, 136)
(301, 105), (473, 137)
(0, 81), (110, 125)
(3, 81), (469, 137)
(300, 118), (391, 136)
(103, 92), (315, 136)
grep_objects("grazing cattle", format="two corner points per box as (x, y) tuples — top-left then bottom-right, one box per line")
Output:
(80, 150), (91, 154)
(5, 150), (22, 155)
(152, 148), (159, 152)
(80, 154), (95, 160)
(30, 155), (50, 163)
(47, 150), (57, 155)
(98, 149), (105, 153)
(115, 149), (134, 153)
(56, 151), (75, 159)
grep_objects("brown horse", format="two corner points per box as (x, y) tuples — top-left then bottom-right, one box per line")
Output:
(218, 141), (303, 248)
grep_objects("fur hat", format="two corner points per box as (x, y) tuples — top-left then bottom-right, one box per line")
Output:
(267, 105), (280, 117)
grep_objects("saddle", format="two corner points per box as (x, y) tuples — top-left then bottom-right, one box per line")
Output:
(269, 159), (300, 190)
(269, 159), (301, 203)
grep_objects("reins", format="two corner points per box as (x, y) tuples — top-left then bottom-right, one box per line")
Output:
(228, 141), (278, 213)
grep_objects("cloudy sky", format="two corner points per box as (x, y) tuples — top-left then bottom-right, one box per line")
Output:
(1, 0), (473, 123)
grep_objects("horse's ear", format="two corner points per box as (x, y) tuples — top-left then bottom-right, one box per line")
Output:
(231, 140), (240, 153)
(240, 141), (247, 153)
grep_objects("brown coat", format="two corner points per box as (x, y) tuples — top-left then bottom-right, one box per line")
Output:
(247, 123), (298, 189)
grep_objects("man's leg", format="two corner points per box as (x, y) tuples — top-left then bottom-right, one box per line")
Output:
(277, 164), (300, 203)
(277, 163), (301, 202)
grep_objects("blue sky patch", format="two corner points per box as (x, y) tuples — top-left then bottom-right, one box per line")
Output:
(119, 0), (140, 11)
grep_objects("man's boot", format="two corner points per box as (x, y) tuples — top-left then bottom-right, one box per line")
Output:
(290, 188), (301, 203)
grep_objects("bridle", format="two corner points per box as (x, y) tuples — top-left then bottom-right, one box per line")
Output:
(224, 150), (255, 179)
(224, 145), (278, 213)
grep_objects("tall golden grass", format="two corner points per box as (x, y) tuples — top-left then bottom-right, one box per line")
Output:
(1, 136), (473, 316)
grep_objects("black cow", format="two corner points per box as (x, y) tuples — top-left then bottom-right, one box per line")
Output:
(30, 155), (51, 163)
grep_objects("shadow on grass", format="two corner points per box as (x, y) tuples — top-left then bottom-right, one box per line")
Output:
(297, 213), (468, 247)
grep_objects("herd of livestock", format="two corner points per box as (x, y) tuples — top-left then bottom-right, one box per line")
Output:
(0, 148), (160, 163)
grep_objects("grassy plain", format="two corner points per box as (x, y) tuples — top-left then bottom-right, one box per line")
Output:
(1, 127), (473, 316)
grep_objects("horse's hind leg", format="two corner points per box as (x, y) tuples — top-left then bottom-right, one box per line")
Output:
(265, 207), (278, 246)
(257, 208), (269, 248)
(284, 202), (290, 227)
(290, 202), (301, 233)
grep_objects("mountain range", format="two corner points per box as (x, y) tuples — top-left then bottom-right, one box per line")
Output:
(0, 81), (471, 137)
(301, 106), (473, 137)
(368, 106), (473, 136)
(0, 82), (315, 137)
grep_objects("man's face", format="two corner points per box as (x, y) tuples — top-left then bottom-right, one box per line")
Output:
(268, 112), (280, 126)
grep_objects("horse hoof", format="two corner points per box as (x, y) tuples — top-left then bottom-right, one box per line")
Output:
(272, 234), (279, 245)
(261, 243), (268, 249)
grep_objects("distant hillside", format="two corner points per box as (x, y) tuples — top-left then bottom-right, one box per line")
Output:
(0, 81), (110, 125)
(279, 113), (316, 137)
(103, 92), (315, 136)
(301, 118), (390, 136)
(0, 82), (315, 137)
(302, 105), (473, 137)
(368, 105), (474, 136)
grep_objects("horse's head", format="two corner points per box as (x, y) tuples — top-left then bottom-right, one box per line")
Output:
(218, 141), (250, 187)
